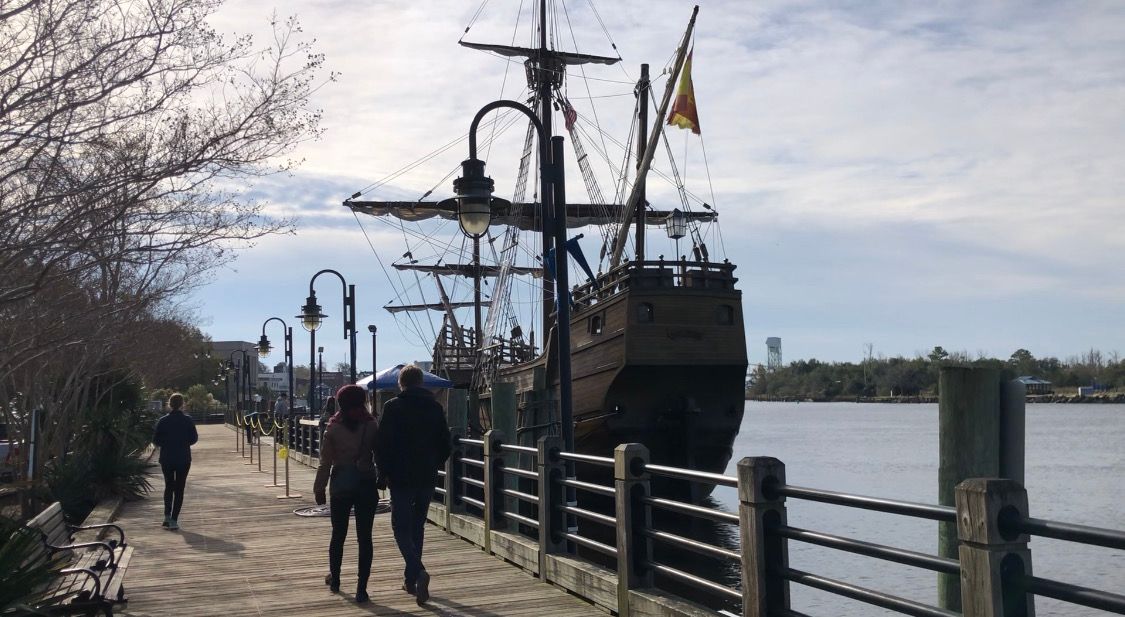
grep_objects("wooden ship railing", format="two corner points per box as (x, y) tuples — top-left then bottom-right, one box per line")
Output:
(571, 258), (738, 311)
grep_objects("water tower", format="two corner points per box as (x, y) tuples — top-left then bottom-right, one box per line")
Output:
(766, 337), (782, 371)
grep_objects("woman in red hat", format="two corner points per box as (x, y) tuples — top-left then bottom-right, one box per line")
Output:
(313, 384), (379, 603)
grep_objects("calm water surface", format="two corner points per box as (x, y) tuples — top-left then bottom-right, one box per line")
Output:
(708, 402), (1124, 617)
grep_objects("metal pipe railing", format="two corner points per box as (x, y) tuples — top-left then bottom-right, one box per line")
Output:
(641, 529), (740, 561)
(557, 451), (614, 467)
(781, 568), (958, 617)
(560, 505), (616, 528)
(500, 466), (539, 481)
(564, 532), (617, 558)
(643, 463), (737, 488)
(498, 443), (538, 455)
(643, 496), (739, 525)
(775, 484), (956, 522)
(501, 510), (541, 530)
(1022, 574), (1125, 614)
(777, 526), (959, 575)
(561, 477), (615, 497)
(1012, 515), (1125, 551)
(646, 560), (742, 602)
(501, 488), (539, 505)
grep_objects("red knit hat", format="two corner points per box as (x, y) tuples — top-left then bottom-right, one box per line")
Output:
(335, 384), (367, 413)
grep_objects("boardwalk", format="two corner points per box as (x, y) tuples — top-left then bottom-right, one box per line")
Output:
(114, 424), (596, 617)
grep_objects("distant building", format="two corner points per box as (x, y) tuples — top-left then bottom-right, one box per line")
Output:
(257, 372), (290, 396)
(1016, 376), (1053, 395)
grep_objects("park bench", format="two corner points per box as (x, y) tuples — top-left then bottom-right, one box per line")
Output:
(23, 502), (134, 616)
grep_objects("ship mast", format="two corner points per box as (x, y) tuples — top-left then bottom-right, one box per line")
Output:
(634, 63), (649, 262)
(536, 0), (554, 339)
(609, 6), (699, 269)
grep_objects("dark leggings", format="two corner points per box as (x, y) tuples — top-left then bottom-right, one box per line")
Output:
(161, 462), (190, 520)
(328, 490), (379, 588)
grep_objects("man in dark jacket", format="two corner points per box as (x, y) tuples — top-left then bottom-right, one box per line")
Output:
(375, 365), (451, 605)
(152, 393), (199, 530)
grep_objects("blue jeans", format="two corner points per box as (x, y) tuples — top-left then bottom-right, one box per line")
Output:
(389, 485), (435, 584)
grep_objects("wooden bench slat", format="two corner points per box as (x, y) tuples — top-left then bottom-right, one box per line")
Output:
(100, 546), (134, 602)
(21, 502), (133, 613)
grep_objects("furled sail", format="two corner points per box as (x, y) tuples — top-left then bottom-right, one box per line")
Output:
(346, 199), (714, 230)
(384, 301), (489, 314)
(393, 263), (541, 278)
(459, 42), (620, 66)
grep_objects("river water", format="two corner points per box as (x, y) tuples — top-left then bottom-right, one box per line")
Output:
(703, 402), (1124, 616)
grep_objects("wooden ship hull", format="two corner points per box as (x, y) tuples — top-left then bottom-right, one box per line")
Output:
(461, 259), (746, 493)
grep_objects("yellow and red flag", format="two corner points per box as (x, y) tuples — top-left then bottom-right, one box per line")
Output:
(667, 48), (701, 135)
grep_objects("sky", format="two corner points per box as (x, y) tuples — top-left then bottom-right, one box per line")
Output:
(191, 0), (1125, 373)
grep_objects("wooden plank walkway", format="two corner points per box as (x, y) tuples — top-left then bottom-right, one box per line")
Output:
(113, 424), (597, 616)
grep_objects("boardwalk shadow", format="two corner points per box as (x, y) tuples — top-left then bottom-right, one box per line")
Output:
(357, 596), (506, 617)
(177, 529), (246, 555)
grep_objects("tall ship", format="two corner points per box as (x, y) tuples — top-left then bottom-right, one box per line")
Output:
(345, 2), (747, 484)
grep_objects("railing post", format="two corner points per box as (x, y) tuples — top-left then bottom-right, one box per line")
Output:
(446, 429), (465, 530)
(956, 478), (1035, 617)
(483, 429), (506, 553)
(738, 457), (790, 617)
(537, 435), (565, 576)
(615, 443), (652, 616)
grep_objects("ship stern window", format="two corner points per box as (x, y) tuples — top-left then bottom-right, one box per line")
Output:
(637, 302), (654, 323)
(716, 304), (734, 325)
(590, 315), (603, 335)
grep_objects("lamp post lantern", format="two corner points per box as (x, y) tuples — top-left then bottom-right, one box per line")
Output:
(665, 207), (687, 258)
(298, 269), (358, 413)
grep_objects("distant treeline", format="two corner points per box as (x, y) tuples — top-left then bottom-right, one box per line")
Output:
(747, 348), (1125, 400)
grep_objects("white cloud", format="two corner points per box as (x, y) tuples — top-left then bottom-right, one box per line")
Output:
(192, 0), (1125, 364)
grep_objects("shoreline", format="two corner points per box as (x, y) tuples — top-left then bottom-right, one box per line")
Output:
(745, 393), (1125, 404)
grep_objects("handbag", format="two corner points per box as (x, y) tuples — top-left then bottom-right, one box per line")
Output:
(329, 423), (376, 498)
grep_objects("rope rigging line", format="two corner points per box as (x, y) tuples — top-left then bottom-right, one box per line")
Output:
(460, 0), (492, 39)
(352, 210), (434, 349)
(349, 110), (520, 199)
(698, 130), (726, 259)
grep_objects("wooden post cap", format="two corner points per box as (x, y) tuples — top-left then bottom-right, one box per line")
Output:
(614, 443), (650, 481)
(955, 478), (1029, 545)
(738, 457), (786, 504)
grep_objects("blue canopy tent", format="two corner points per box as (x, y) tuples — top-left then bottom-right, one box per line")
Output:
(357, 364), (454, 391)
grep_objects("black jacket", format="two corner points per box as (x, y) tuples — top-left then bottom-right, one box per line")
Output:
(375, 388), (451, 489)
(153, 410), (198, 467)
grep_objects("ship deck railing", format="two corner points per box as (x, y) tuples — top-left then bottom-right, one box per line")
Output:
(272, 419), (1125, 617)
(571, 258), (738, 311)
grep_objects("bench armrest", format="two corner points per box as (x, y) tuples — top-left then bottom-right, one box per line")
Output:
(46, 541), (117, 570)
(70, 523), (126, 547)
(57, 567), (103, 601)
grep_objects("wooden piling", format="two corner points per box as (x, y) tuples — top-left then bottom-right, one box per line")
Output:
(938, 366), (1001, 610)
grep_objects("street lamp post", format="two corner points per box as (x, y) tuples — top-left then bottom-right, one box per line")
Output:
(258, 318), (294, 489)
(443, 100), (574, 453)
(318, 346), (325, 404)
(228, 349), (251, 455)
(298, 269), (358, 413)
(367, 325), (377, 380)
